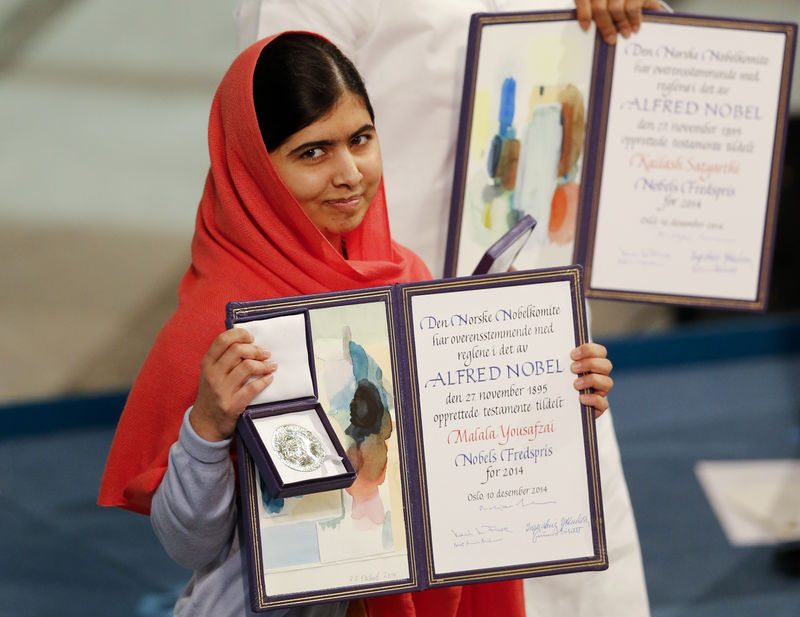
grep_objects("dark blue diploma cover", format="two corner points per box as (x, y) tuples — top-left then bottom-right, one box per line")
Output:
(228, 266), (606, 611)
(447, 10), (796, 311)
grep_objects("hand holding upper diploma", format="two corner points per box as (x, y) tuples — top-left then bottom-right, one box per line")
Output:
(575, 0), (665, 45)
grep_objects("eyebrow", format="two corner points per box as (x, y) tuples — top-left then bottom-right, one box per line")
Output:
(286, 124), (375, 157)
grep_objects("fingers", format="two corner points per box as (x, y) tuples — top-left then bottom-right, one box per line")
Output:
(606, 0), (638, 40)
(230, 368), (276, 410)
(219, 353), (275, 393)
(625, 0), (647, 34)
(205, 326), (255, 363)
(574, 372), (614, 396)
(210, 329), (277, 406)
(205, 328), (268, 371)
(642, 0), (664, 11)
(572, 356), (613, 377)
(578, 0), (663, 46)
(580, 392), (610, 418)
(571, 341), (614, 418)
(571, 342), (608, 361)
(592, 0), (622, 45)
(202, 330), (272, 390)
(192, 328), (278, 441)
(575, 0), (593, 31)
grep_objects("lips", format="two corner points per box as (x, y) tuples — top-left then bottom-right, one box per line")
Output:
(324, 195), (362, 207)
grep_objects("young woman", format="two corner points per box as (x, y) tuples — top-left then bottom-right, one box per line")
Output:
(98, 32), (613, 617)
(236, 6), (661, 616)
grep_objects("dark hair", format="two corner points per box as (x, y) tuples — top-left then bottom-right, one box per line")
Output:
(253, 32), (375, 152)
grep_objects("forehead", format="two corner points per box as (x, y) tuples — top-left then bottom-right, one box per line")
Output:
(278, 91), (373, 150)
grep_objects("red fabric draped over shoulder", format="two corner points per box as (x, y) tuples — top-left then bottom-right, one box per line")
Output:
(97, 32), (523, 617)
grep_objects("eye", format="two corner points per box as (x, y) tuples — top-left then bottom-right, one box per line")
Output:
(299, 147), (325, 161)
(351, 133), (372, 147)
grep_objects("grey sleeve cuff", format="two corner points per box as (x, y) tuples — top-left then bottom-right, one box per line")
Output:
(179, 407), (233, 464)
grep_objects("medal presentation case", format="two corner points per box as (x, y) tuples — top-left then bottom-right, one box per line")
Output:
(227, 266), (606, 611)
(231, 312), (356, 499)
(446, 10), (796, 310)
(472, 214), (537, 275)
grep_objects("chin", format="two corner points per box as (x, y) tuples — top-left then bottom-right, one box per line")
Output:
(341, 210), (370, 235)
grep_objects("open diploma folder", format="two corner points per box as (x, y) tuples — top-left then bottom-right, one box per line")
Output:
(227, 267), (606, 611)
(447, 11), (796, 311)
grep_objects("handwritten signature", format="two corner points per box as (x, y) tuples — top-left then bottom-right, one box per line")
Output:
(617, 246), (672, 267)
(479, 496), (558, 512)
(689, 249), (751, 273)
(348, 571), (399, 584)
(525, 514), (588, 544)
(451, 524), (512, 548)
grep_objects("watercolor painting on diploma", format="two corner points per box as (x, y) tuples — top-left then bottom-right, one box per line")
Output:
(450, 15), (597, 276)
(253, 301), (410, 592)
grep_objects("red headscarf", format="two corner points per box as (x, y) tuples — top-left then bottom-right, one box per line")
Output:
(98, 33), (523, 617)
(98, 34), (430, 514)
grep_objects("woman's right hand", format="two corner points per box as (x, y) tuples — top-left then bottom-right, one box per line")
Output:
(189, 328), (277, 442)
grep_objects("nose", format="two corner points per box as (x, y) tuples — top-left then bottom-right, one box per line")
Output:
(332, 150), (363, 187)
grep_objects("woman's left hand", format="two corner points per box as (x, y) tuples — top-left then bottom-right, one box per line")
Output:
(570, 342), (614, 418)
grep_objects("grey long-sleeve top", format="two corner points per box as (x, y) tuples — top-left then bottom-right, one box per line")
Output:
(150, 408), (348, 617)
